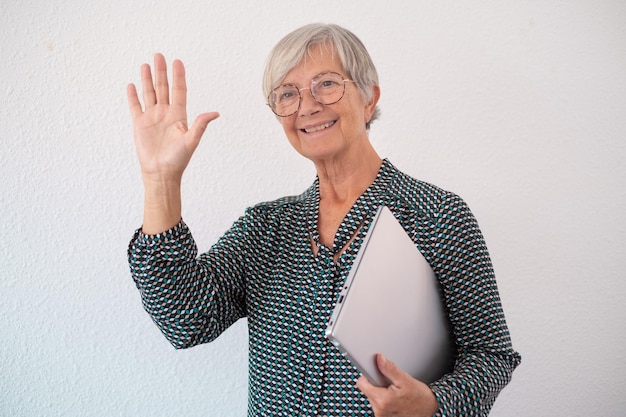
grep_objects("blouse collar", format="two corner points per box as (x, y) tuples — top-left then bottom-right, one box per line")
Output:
(304, 159), (397, 257)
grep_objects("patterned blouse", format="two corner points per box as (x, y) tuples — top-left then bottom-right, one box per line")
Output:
(128, 159), (521, 416)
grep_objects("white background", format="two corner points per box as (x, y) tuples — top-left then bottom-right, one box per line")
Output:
(2, 1), (625, 416)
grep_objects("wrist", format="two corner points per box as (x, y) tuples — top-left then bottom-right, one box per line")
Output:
(141, 178), (183, 235)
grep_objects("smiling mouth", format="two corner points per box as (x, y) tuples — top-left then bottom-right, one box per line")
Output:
(302, 120), (336, 133)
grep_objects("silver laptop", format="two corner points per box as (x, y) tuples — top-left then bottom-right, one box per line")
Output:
(325, 205), (455, 386)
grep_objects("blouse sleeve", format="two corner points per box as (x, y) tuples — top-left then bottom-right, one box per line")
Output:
(127, 218), (249, 349)
(429, 192), (521, 416)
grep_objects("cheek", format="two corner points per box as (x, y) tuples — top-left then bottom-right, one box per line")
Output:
(341, 108), (367, 132)
(343, 96), (370, 126)
(278, 117), (296, 133)
(279, 118), (303, 146)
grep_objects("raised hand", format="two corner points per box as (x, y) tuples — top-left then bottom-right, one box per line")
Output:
(127, 53), (219, 184)
(127, 54), (219, 233)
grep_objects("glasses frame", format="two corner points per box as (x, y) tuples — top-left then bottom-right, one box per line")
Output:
(267, 71), (355, 117)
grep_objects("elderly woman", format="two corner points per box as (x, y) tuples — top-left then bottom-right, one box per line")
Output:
(127, 23), (520, 416)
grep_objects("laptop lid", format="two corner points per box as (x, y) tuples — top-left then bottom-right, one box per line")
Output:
(325, 205), (455, 386)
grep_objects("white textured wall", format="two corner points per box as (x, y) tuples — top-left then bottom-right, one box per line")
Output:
(2, 1), (625, 416)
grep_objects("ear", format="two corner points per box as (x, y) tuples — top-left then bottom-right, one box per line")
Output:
(364, 84), (381, 124)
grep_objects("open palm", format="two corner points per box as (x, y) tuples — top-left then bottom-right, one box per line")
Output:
(127, 53), (219, 183)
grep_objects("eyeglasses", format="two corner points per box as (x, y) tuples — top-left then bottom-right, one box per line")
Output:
(267, 72), (355, 117)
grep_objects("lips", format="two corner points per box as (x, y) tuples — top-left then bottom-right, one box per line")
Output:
(301, 120), (336, 133)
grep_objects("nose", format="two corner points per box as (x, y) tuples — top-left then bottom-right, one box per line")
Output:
(298, 88), (323, 116)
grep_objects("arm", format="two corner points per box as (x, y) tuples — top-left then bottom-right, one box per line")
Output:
(128, 218), (249, 349)
(126, 54), (234, 347)
(357, 192), (520, 416)
(429, 192), (521, 416)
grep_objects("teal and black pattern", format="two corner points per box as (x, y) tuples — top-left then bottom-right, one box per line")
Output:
(128, 159), (521, 416)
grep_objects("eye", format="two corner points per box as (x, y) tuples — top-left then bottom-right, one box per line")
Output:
(313, 73), (344, 95)
(318, 79), (340, 89)
(273, 86), (298, 104)
(279, 91), (295, 101)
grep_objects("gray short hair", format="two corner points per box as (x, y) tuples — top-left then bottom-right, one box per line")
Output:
(263, 23), (380, 129)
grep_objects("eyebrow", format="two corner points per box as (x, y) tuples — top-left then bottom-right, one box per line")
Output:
(277, 71), (344, 89)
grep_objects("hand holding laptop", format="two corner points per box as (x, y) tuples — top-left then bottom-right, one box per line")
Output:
(356, 353), (439, 417)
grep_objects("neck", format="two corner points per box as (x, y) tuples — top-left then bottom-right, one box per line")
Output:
(315, 145), (383, 206)
(312, 144), (383, 250)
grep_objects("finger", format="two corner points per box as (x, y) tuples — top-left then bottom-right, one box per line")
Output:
(376, 354), (408, 387)
(356, 375), (391, 414)
(153, 53), (169, 104)
(140, 63), (156, 108)
(355, 375), (378, 395)
(171, 59), (187, 109)
(127, 83), (143, 118)
(186, 112), (220, 148)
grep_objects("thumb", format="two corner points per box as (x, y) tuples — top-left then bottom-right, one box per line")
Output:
(187, 111), (220, 147)
(376, 354), (408, 387)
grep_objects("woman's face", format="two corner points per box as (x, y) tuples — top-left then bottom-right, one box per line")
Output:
(276, 44), (379, 164)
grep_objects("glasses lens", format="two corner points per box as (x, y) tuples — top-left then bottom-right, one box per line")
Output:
(268, 73), (349, 117)
(270, 85), (299, 116)
(311, 73), (345, 105)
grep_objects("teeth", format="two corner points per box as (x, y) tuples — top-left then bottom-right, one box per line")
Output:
(304, 121), (335, 133)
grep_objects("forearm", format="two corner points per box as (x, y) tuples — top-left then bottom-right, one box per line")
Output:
(128, 219), (248, 349)
(430, 348), (520, 416)
(128, 222), (211, 348)
(141, 176), (183, 235)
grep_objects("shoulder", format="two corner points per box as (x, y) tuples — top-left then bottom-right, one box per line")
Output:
(384, 161), (484, 264)
(383, 161), (465, 222)
(242, 183), (315, 224)
(383, 161), (482, 245)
